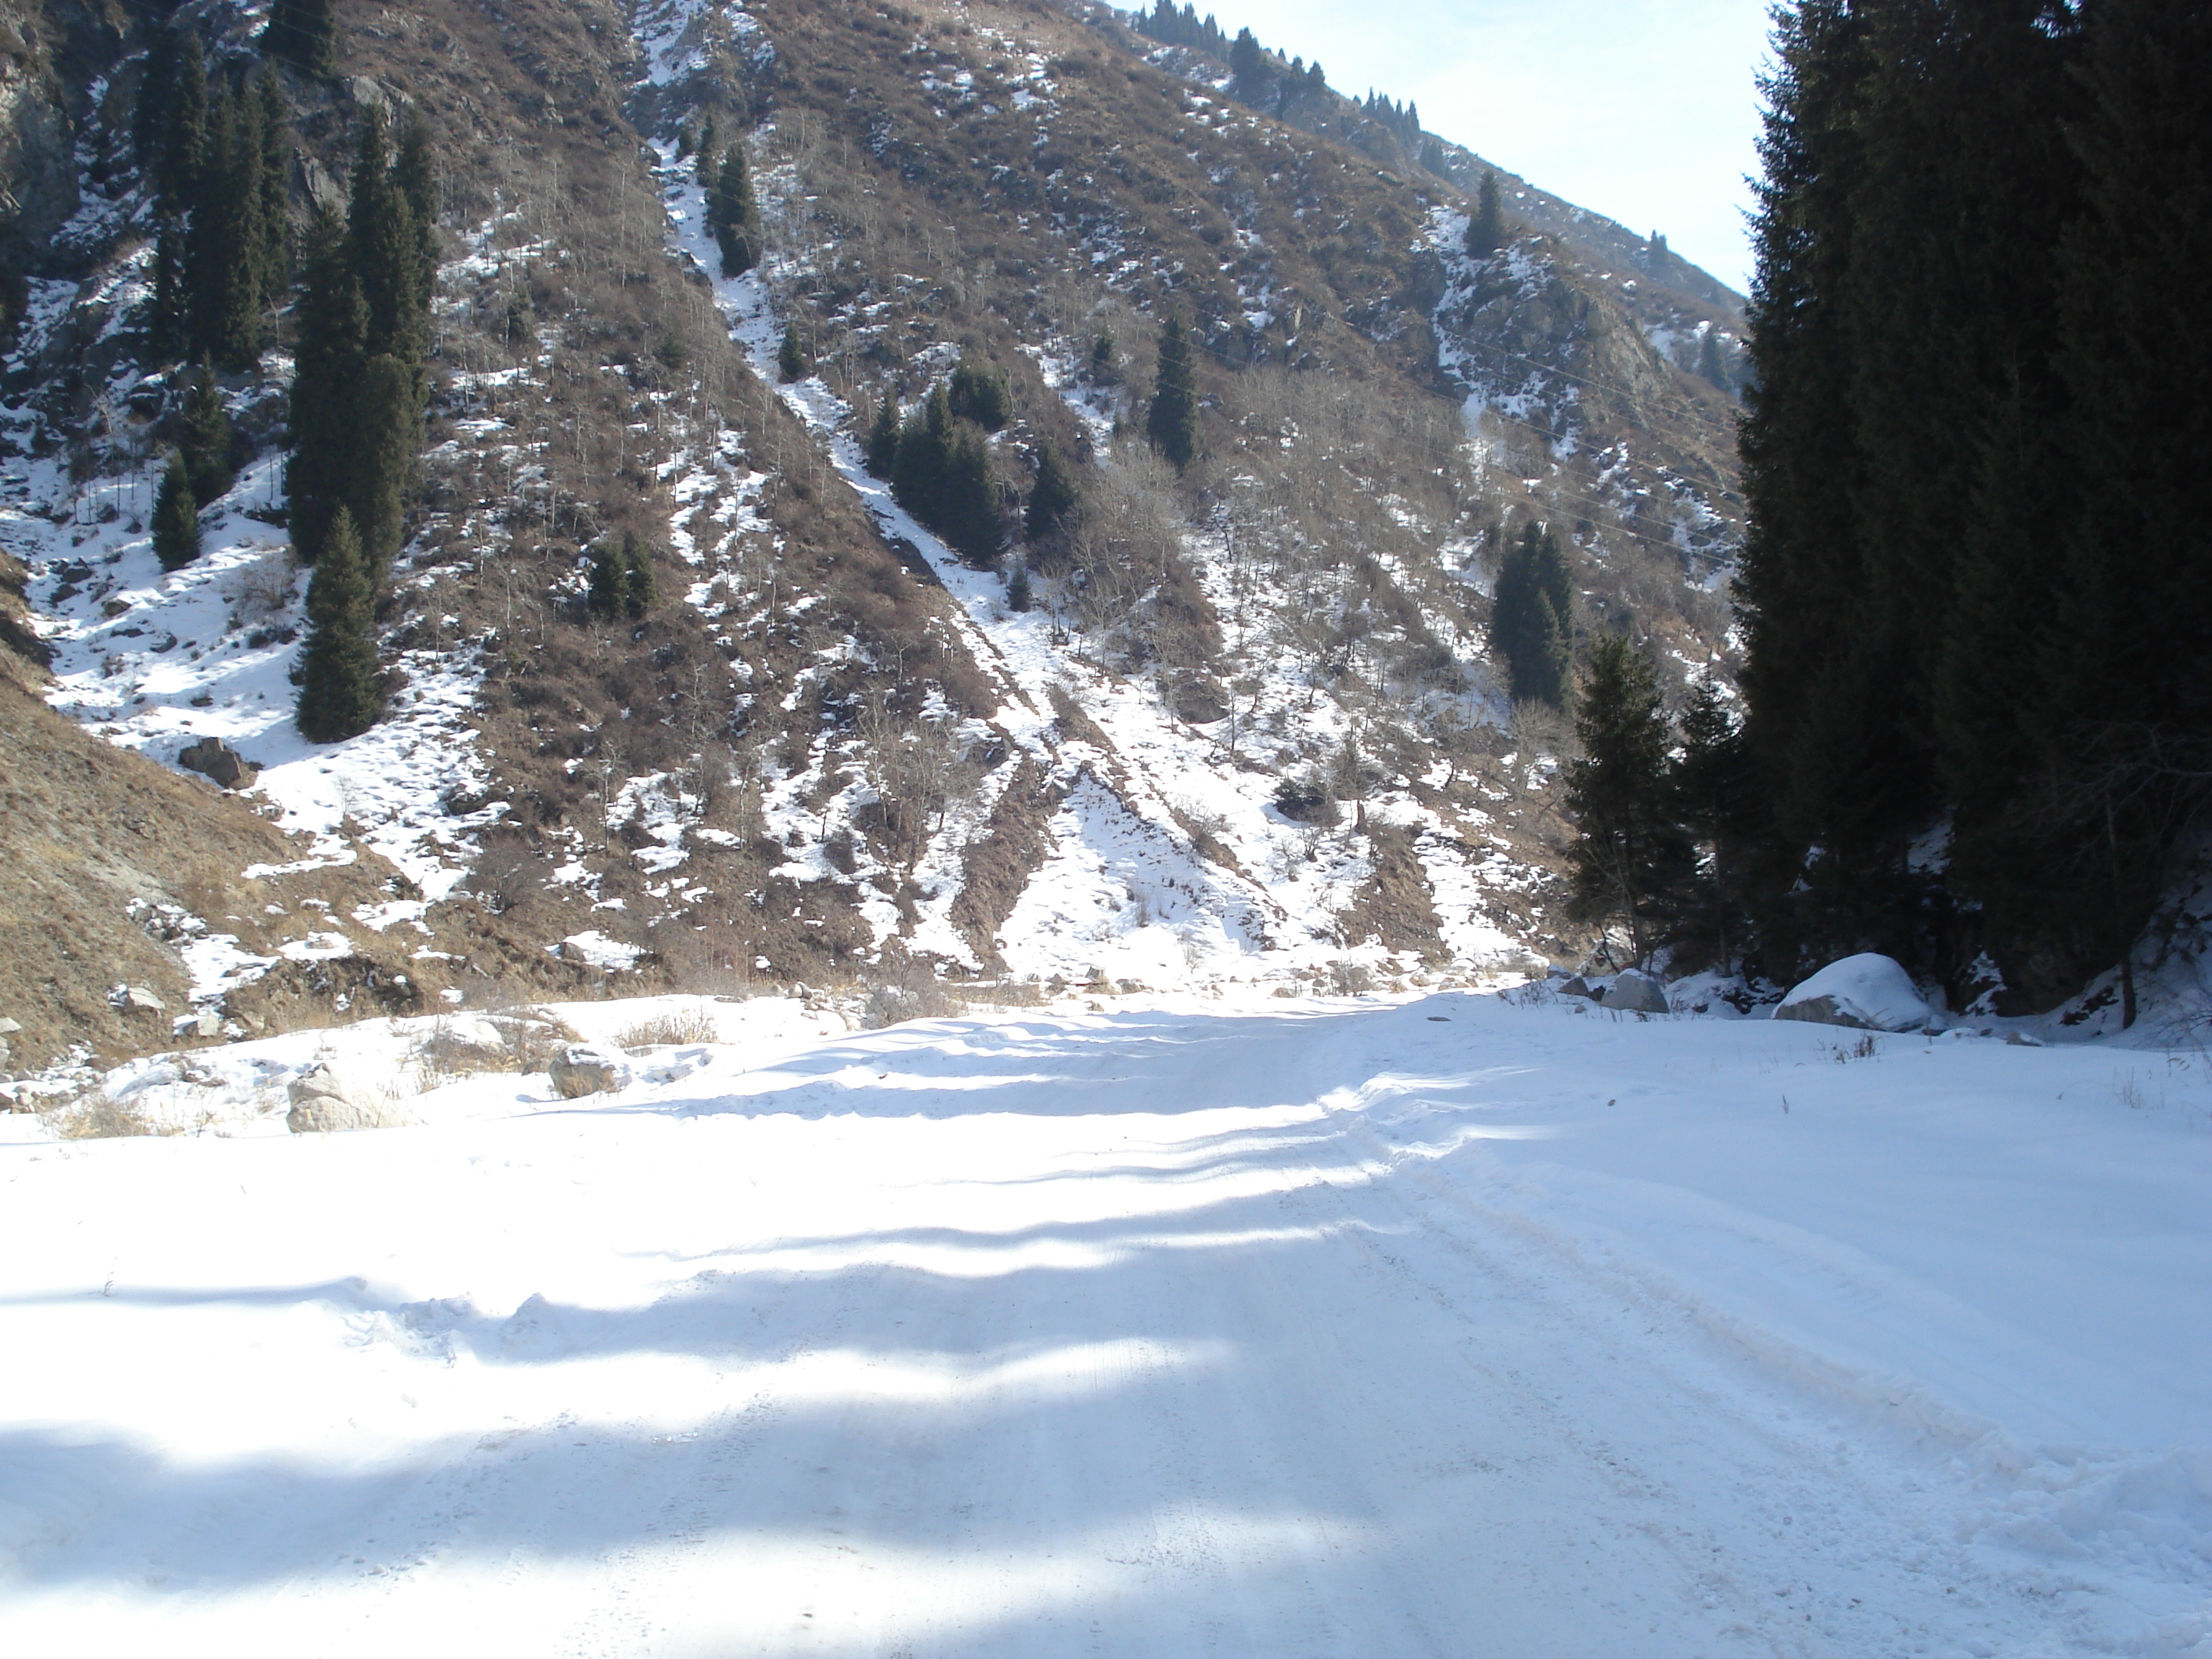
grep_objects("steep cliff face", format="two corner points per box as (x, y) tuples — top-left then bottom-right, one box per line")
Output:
(0, 0), (131, 289)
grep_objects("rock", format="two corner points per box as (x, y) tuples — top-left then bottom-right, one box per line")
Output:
(1556, 975), (1601, 1001)
(548, 1044), (626, 1099)
(0, 1038), (10, 1069)
(178, 736), (258, 790)
(1776, 953), (1933, 1032)
(0, 1017), (22, 1037)
(1602, 970), (1670, 1015)
(285, 1064), (410, 1133)
(186, 1010), (222, 1040)
(117, 985), (166, 1014)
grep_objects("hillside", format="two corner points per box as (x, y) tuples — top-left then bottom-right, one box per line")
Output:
(0, 0), (1750, 1081)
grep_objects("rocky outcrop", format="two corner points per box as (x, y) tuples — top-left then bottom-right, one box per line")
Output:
(548, 1044), (625, 1098)
(1601, 970), (1669, 1015)
(179, 737), (258, 790)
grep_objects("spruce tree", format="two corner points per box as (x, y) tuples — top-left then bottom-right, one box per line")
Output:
(254, 68), (295, 305)
(147, 214), (187, 363)
(158, 33), (207, 211)
(152, 454), (201, 571)
(1145, 317), (1197, 470)
(262, 0), (338, 78)
(621, 533), (657, 619)
(1025, 441), (1077, 541)
(179, 359), (234, 505)
(186, 89), (269, 369)
(948, 357), (1011, 430)
(349, 113), (424, 364)
(346, 351), (425, 572)
(708, 144), (760, 276)
(1229, 28), (1266, 100)
(1696, 328), (1730, 393)
(1465, 170), (1504, 257)
(286, 206), (366, 564)
(586, 543), (624, 619)
(938, 428), (1002, 567)
(1006, 562), (1033, 612)
(134, 27), (178, 166)
(393, 115), (441, 315)
(777, 320), (808, 382)
(1565, 634), (1694, 966)
(864, 395), (901, 478)
(295, 508), (383, 742)
(1488, 521), (1572, 707)
(891, 385), (953, 528)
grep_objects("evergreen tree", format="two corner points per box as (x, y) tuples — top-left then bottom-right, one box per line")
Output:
(295, 507), (384, 742)
(134, 27), (178, 166)
(179, 359), (234, 505)
(186, 89), (269, 368)
(586, 543), (624, 619)
(1696, 328), (1730, 394)
(948, 356), (1011, 430)
(151, 454), (201, 571)
(261, 0), (338, 78)
(157, 33), (207, 210)
(1565, 634), (1694, 966)
(621, 532), (657, 619)
(286, 206), (366, 564)
(349, 112), (424, 363)
(777, 320), (808, 382)
(1145, 316), (1197, 470)
(707, 144), (760, 276)
(393, 115), (441, 317)
(146, 213), (187, 362)
(1025, 441), (1077, 541)
(254, 68), (295, 305)
(1465, 169), (1504, 257)
(1487, 521), (1572, 707)
(864, 395), (901, 478)
(1229, 27), (1266, 99)
(1006, 562), (1033, 612)
(937, 427), (1002, 566)
(891, 385), (954, 528)
(1089, 331), (1116, 383)
(1668, 680), (1760, 967)
(346, 351), (425, 571)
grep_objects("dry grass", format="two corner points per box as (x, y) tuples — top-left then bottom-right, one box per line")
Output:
(40, 1089), (182, 1140)
(613, 1007), (722, 1050)
(409, 1008), (582, 1087)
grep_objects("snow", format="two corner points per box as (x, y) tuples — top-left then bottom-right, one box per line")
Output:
(0, 992), (2205, 1654)
(1781, 952), (1938, 1032)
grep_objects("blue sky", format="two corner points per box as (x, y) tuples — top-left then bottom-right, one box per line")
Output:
(1219, 0), (1773, 293)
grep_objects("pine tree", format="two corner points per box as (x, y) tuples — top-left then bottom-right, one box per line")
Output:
(179, 359), (234, 505)
(134, 27), (178, 166)
(157, 33), (208, 211)
(186, 89), (269, 369)
(1229, 28), (1266, 100)
(262, 0), (338, 78)
(1565, 634), (1694, 966)
(146, 213), (187, 362)
(938, 428), (1002, 567)
(1465, 169), (1504, 257)
(1025, 441), (1078, 541)
(864, 395), (901, 478)
(891, 385), (953, 528)
(295, 507), (384, 742)
(349, 113), (424, 364)
(1488, 521), (1572, 707)
(254, 68), (295, 305)
(1668, 680), (1759, 967)
(346, 351), (425, 572)
(777, 320), (808, 382)
(1696, 328), (1730, 394)
(707, 144), (760, 276)
(151, 454), (201, 571)
(1006, 562), (1033, 612)
(286, 206), (366, 564)
(586, 543), (624, 619)
(393, 114), (441, 316)
(948, 357), (1011, 430)
(1145, 316), (1197, 470)
(621, 533), (657, 619)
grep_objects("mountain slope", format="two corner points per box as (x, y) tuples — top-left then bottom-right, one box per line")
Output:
(1, 0), (1749, 1078)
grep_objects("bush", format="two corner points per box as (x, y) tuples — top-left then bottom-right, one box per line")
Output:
(613, 1007), (721, 1049)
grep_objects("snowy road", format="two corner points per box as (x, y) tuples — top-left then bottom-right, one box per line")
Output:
(3, 995), (2208, 1655)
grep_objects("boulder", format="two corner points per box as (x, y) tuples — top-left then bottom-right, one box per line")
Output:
(1602, 970), (1671, 1015)
(1776, 953), (1933, 1032)
(117, 985), (166, 1015)
(1556, 975), (1601, 1001)
(549, 1044), (626, 1099)
(286, 1064), (410, 1133)
(179, 737), (258, 790)
(0, 1017), (22, 1037)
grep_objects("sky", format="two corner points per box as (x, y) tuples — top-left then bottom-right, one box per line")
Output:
(1221, 0), (1774, 293)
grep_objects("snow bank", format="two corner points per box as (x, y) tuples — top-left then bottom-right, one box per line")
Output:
(1778, 951), (1935, 1031)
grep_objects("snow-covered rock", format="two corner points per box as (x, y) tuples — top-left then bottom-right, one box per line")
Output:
(1776, 953), (1933, 1032)
(1601, 969), (1669, 1014)
(549, 1043), (627, 1098)
(285, 1063), (410, 1133)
